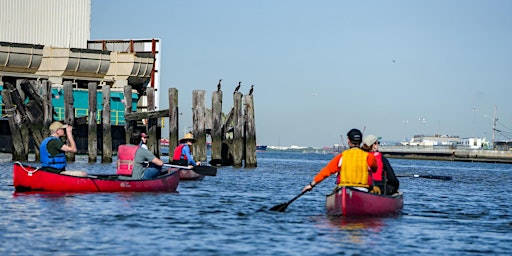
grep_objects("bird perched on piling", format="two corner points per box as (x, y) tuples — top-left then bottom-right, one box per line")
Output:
(217, 79), (222, 91)
(248, 85), (254, 95)
(234, 81), (241, 94)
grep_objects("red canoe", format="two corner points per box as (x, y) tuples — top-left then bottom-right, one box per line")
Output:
(326, 187), (403, 217)
(178, 168), (204, 180)
(13, 162), (180, 192)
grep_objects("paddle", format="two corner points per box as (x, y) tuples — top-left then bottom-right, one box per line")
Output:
(270, 190), (308, 212)
(397, 174), (452, 181)
(163, 164), (217, 176)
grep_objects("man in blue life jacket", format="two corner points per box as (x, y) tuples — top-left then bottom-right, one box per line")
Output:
(40, 121), (86, 176)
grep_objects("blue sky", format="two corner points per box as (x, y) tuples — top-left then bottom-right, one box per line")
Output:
(91, 0), (512, 148)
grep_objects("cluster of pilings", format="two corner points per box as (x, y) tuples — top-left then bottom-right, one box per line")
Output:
(1, 79), (258, 167)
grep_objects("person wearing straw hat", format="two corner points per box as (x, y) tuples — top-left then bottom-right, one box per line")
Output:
(40, 121), (87, 176)
(172, 133), (201, 167)
(362, 134), (400, 195)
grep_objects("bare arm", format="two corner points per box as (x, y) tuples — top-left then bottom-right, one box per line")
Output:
(60, 125), (77, 153)
(151, 157), (163, 167)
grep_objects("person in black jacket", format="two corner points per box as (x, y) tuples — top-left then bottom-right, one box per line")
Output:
(362, 134), (400, 195)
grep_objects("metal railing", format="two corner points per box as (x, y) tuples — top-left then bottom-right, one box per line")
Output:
(54, 107), (127, 125)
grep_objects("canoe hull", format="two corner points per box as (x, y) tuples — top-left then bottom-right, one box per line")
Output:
(178, 168), (204, 180)
(326, 187), (403, 217)
(13, 163), (180, 192)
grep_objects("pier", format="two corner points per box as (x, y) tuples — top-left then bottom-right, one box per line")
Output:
(1, 79), (259, 167)
(380, 145), (512, 164)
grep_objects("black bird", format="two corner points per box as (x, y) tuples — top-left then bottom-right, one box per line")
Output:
(217, 79), (222, 91)
(234, 81), (241, 93)
(248, 84), (254, 95)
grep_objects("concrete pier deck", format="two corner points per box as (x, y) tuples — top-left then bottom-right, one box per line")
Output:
(380, 146), (512, 164)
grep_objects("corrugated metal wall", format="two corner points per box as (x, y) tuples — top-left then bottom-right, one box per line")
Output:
(0, 0), (90, 48)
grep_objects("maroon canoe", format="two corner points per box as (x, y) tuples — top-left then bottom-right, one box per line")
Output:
(13, 162), (180, 192)
(326, 187), (403, 217)
(178, 168), (204, 180)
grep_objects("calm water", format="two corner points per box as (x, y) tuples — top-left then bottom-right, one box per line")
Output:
(0, 151), (511, 255)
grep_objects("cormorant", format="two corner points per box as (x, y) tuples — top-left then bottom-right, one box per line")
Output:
(234, 81), (241, 93)
(248, 84), (254, 95)
(217, 79), (222, 91)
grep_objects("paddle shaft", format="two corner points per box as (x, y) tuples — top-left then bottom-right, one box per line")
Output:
(287, 190), (308, 205)
(163, 164), (217, 176)
(270, 190), (308, 212)
(397, 174), (452, 180)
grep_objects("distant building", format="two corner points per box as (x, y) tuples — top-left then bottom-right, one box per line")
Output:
(404, 134), (460, 146)
(458, 138), (484, 149)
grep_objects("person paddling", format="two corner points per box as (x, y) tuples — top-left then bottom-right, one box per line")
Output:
(302, 129), (378, 193)
(172, 133), (201, 167)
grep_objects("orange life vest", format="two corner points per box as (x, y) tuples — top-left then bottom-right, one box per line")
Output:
(117, 145), (139, 176)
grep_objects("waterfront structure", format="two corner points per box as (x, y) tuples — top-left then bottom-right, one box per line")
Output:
(403, 134), (460, 146)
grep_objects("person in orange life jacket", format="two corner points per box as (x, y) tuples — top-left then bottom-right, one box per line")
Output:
(119, 130), (164, 180)
(172, 133), (201, 167)
(139, 132), (148, 150)
(302, 129), (378, 193)
(362, 134), (400, 195)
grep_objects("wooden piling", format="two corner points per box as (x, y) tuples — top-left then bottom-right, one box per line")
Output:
(42, 80), (53, 141)
(192, 90), (207, 161)
(63, 81), (75, 162)
(232, 91), (244, 167)
(168, 88), (179, 159)
(102, 85), (112, 163)
(123, 85), (136, 144)
(146, 87), (159, 155)
(211, 90), (223, 163)
(1, 85), (28, 161)
(88, 82), (98, 162)
(21, 80), (46, 159)
(244, 94), (257, 167)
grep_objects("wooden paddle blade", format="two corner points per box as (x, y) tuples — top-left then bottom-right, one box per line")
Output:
(421, 175), (452, 181)
(209, 159), (223, 166)
(193, 166), (217, 176)
(270, 202), (289, 212)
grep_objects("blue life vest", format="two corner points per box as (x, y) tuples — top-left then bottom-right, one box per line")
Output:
(40, 137), (67, 170)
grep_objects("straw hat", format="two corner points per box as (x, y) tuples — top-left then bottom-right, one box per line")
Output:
(179, 133), (196, 143)
(49, 121), (68, 133)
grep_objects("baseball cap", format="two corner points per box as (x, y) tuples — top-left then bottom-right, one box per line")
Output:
(347, 129), (362, 143)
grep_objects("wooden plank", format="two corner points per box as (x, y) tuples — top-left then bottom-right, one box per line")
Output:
(125, 109), (169, 120)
